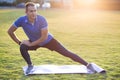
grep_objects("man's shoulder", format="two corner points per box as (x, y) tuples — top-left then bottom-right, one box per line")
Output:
(15, 15), (27, 23)
(18, 15), (27, 20)
(17, 16), (26, 21)
(37, 15), (46, 20)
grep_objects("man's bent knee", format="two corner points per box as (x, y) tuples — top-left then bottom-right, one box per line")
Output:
(20, 44), (29, 51)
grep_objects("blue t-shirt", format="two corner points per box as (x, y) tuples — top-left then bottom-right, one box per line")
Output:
(13, 15), (53, 46)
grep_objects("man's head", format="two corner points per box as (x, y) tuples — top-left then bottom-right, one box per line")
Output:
(25, 2), (37, 21)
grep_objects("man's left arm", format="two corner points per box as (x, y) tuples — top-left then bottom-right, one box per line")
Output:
(21, 28), (48, 46)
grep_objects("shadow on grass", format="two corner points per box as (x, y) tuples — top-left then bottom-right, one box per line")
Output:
(86, 73), (108, 80)
(19, 73), (108, 80)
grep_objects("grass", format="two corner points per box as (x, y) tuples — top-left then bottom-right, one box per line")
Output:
(0, 8), (120, 80)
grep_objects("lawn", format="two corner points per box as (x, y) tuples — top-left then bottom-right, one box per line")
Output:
(0, 9), (120, 80)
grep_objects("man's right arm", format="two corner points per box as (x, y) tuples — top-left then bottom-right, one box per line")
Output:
(7, 25), (21, 45)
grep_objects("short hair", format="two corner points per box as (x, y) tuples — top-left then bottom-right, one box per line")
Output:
(25, 2), (36, 11)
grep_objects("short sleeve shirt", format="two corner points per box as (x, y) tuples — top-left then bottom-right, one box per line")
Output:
(13, 15), (53, 46)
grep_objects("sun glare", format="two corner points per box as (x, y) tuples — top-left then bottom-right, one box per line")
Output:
(82, 0), (96, 6)
(84, 0), (96, 4)
(75, 0), (97, 9)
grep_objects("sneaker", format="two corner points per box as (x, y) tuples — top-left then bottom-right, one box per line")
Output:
(87, 63), (96, 73)
(26, 65), (34, 75)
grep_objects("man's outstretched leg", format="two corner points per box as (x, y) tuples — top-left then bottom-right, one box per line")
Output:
(42, 38), (88, 66)
(42, 38), (99, 72)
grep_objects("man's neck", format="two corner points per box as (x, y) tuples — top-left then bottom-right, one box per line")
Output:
(29, 18), (35, 24)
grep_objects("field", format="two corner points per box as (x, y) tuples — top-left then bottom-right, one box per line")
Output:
(0, 9), (120, 80)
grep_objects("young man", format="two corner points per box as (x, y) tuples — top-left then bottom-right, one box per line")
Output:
(8, 2), (93, 74)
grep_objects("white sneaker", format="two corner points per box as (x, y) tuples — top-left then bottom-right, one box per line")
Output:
(87, 63), (96, 73)
(87, 63), (106, 74)
(26, 65), (34, 75)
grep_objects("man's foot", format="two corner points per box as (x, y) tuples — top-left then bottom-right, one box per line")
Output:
(26, 65), (34, 75)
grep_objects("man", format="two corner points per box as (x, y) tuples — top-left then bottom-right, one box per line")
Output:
(8, 2), (92, 74)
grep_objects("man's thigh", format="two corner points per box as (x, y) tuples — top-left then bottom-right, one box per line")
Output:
(28, 45), (40, 50)
(42, 38), (66, 52)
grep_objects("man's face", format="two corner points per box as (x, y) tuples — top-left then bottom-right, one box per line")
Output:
(26, 6), (37, 20)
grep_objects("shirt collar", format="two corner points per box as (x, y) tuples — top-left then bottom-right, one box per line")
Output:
(25, 15), (38, 23)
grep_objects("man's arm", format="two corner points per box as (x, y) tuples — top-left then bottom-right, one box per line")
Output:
(7, 25), (21, 45)
(22, 28), (48, 46)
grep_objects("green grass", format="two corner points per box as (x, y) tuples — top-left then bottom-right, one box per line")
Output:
(0, 9), (120, 80)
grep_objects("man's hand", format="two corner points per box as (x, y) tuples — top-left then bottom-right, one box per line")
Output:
(21, 40), (31, 46)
